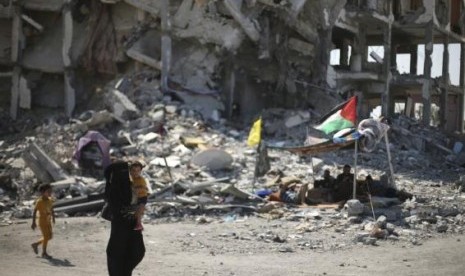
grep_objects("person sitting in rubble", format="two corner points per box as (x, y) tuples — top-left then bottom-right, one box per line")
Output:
(307, 170), (335, 204)
(333, 164), (355, 202)
(356, 174), (376, 202)
(314, 169), (335, 189)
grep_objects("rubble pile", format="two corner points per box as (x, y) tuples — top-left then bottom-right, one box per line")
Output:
(1, 75), (465, 251)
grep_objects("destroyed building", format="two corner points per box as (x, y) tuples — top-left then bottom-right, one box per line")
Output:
(0, 0), (464, 133)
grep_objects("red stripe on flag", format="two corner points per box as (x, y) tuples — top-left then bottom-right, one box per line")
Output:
(340, 96), (357, 124)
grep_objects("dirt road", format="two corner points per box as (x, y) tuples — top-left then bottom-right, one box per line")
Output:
(1, 217), (464, 276)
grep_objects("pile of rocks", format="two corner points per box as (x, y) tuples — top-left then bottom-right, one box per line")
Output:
(1, 74), (465, 249)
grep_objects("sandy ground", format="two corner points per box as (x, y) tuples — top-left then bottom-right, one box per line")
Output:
(1, 217), (465, 276)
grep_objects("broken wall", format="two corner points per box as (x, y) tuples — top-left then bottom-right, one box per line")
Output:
(109, 0), (350, 120)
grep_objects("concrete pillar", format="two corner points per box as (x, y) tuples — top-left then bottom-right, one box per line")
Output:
(381, 0), (393, 118)
(359, 26), (367, 70)
(459, 42), (465, 133)
(439, 0), (451, 130)
(422, 21), (434, 126)
(161, 0), (172, 93)
(440, 37), (449, 130)
(63, 0), (75, 117)
(10, 3), (22, 120)
(409, 45), (418, 74)
(340, 39), (350, 67)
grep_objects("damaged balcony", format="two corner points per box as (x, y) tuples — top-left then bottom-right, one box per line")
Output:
(330, 0), (465, 133)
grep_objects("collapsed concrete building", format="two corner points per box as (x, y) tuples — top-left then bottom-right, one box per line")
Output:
(0, 0), (464, 133)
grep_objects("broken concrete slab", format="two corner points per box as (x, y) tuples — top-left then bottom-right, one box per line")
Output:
(172, 92), (224, 121)
(173, 0), (194, 29)
(284, 113), (310, 128)
(150, 156), (181, 168)
(23, 142), (68, 182)
(185, 177), (230, 194)
(221, 184), (252, 200)
(108, 89), (141, 120)
(138, 132), (160, 143)
(50, 177), (77, 190)
(191, 148), (233, 171)
(54, 199), (105, 215)
(22, 151), (53, 183)
(126, 47), (162, 70)
(344, 199), (365, 217)
(85, 110), (116, 128)
(173, 6), (244, 50)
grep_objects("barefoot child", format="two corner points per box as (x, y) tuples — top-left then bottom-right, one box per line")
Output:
(129, 160), (148, 231)
(31, 183), (55, 258)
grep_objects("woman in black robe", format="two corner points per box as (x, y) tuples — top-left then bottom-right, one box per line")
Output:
(104, 161), (145, 276)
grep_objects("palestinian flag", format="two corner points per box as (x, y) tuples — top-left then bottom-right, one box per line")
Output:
(315, 96), (357, 135)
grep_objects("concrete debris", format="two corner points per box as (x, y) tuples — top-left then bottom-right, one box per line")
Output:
(150, 156), (182, 168)
(108, 89), (141, 120)
(191, 148), (233, 171)
(344, 199), (365, 217)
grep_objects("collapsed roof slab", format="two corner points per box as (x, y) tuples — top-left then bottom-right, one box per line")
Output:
(336, 71), (381, 82)
(345, 9), (391, 26)
(390, 75), (430, 96)
(390, 22), (465, 45)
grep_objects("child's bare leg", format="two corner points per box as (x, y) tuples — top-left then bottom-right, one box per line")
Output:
(31, 240), (41, 254)
(134, 206), (144, 230)
(40, 225), (52, 258)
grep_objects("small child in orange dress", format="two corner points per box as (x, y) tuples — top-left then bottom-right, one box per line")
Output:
(129, 160), (148, 231)
(31, 183), (55, 258)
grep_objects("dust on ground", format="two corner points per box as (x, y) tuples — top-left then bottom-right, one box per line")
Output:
(1, 216), (464, 276)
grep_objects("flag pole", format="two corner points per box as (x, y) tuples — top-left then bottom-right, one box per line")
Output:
(384, 133), (395, 187)
(353, 140), (358, 199)
(251, 140), (260, 193)
(249, 114), (263, 193)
